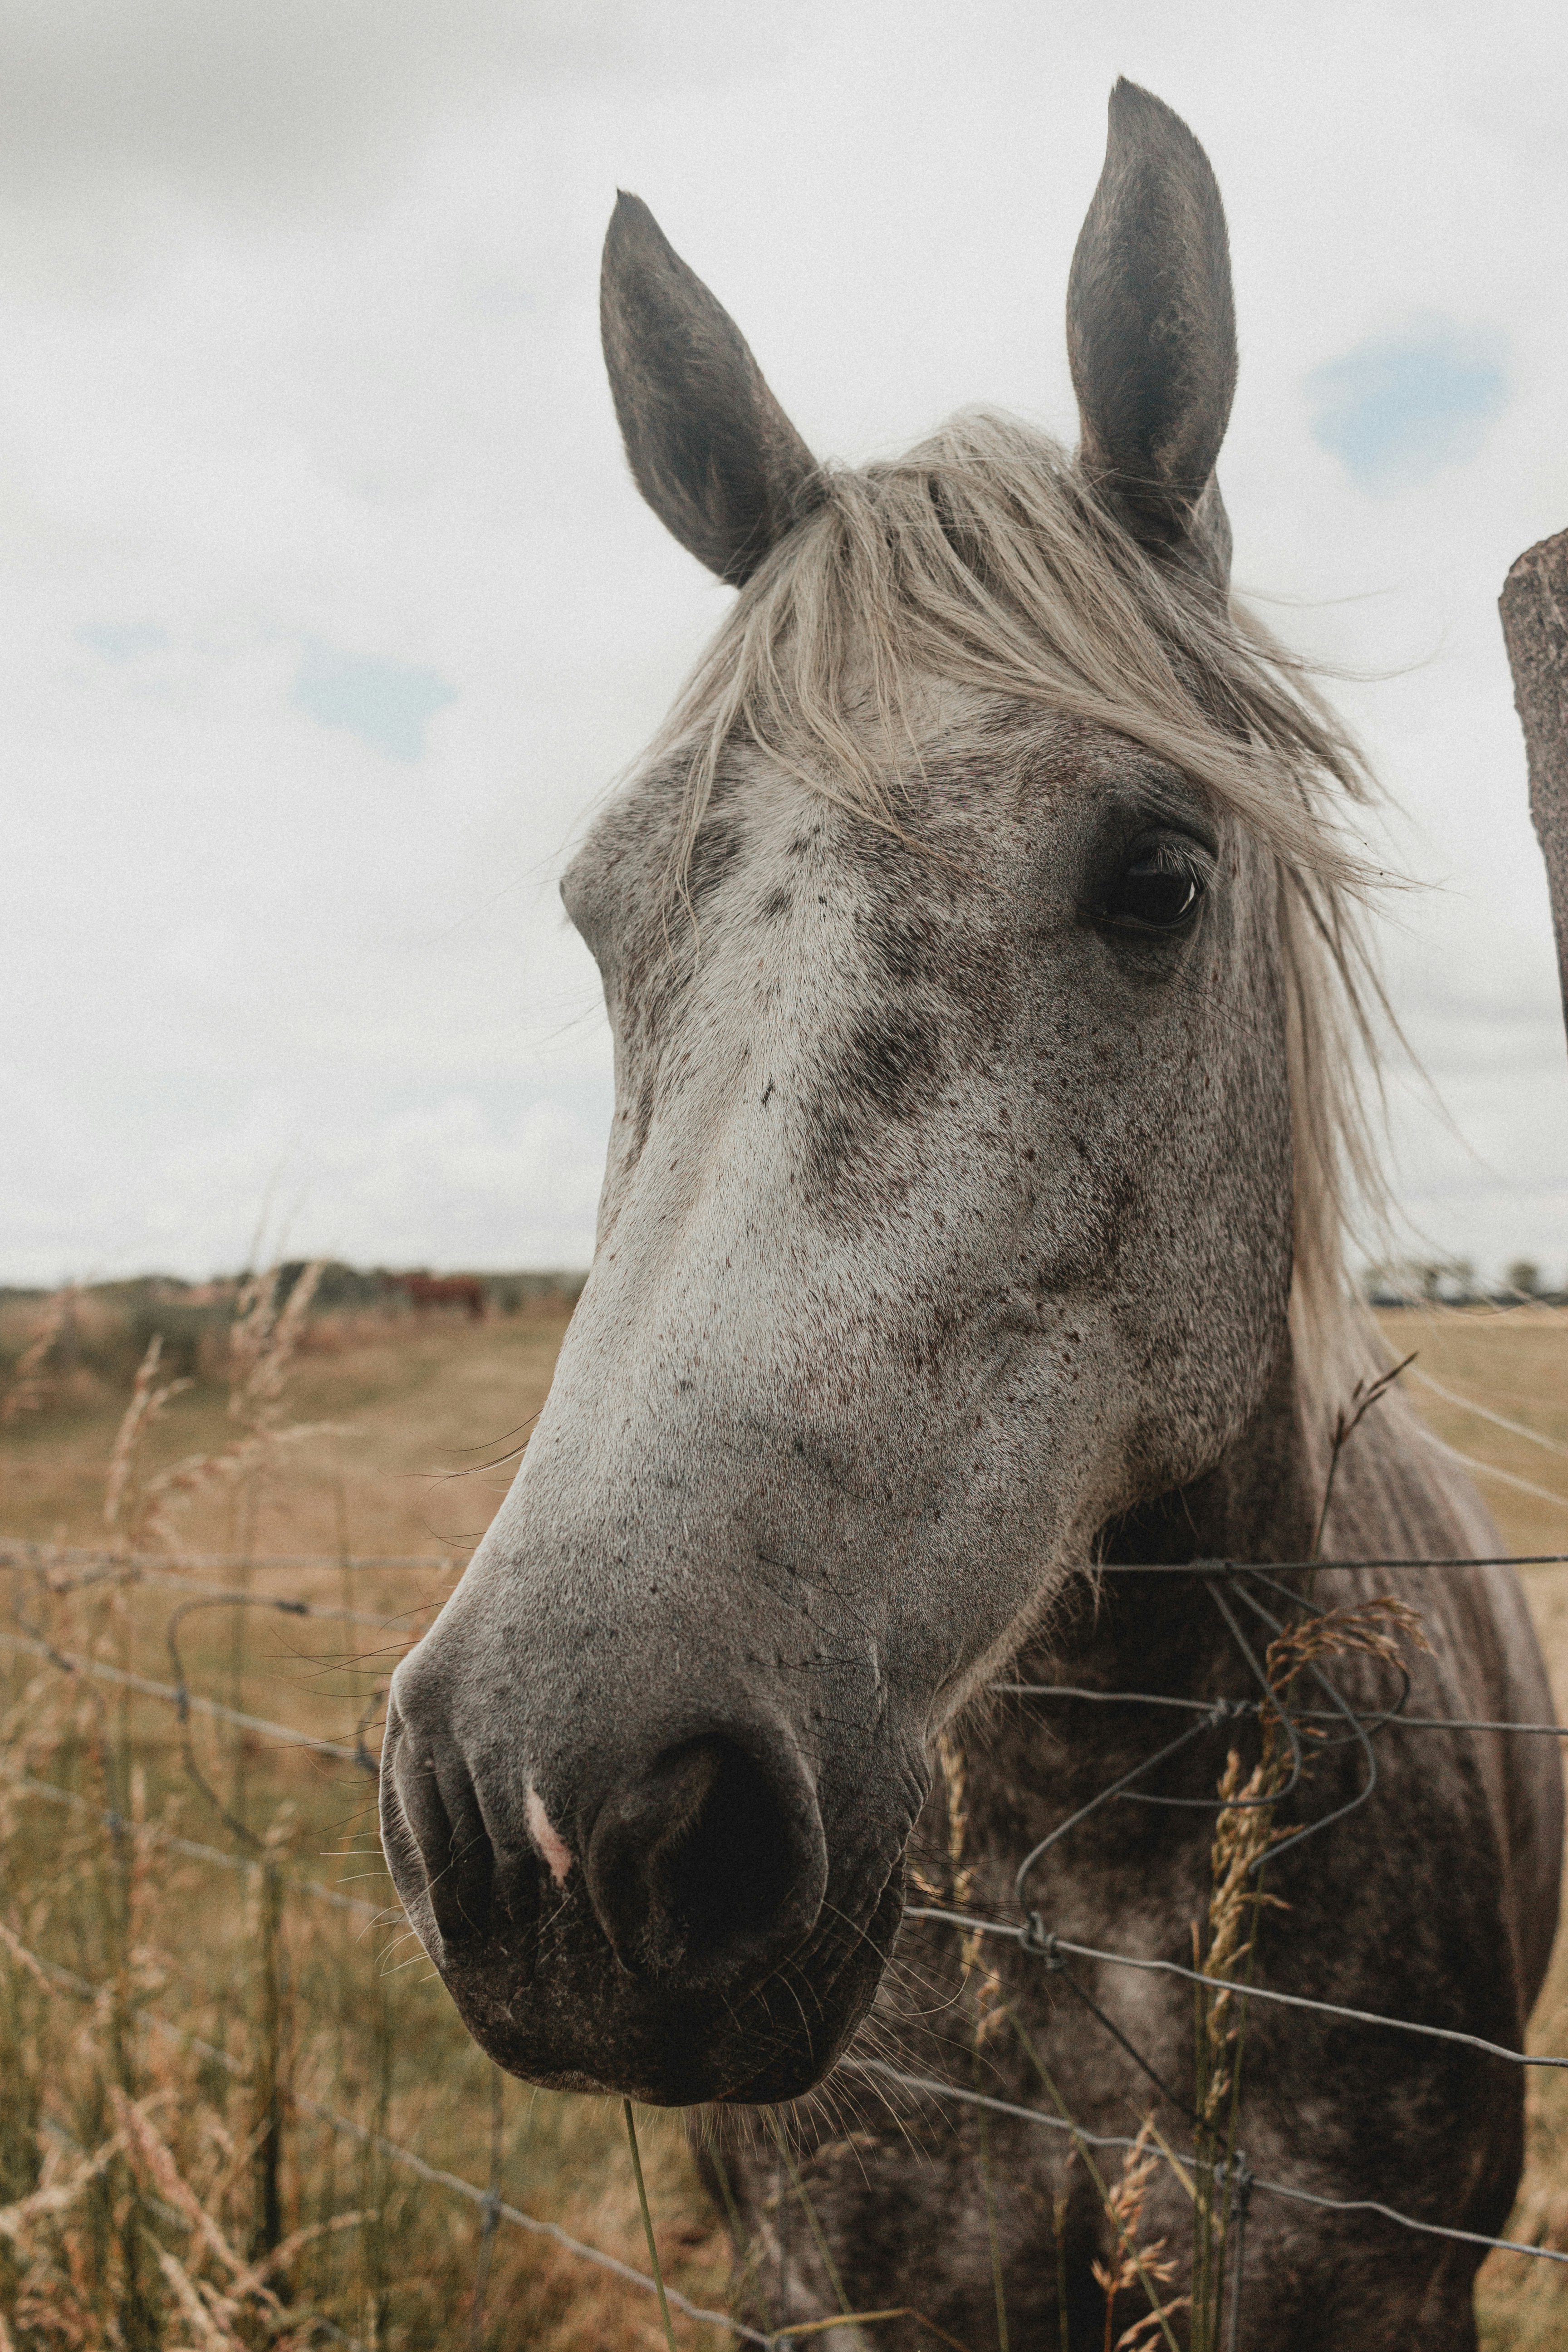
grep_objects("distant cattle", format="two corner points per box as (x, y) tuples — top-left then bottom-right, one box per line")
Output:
(392, 1273), (487, 1321)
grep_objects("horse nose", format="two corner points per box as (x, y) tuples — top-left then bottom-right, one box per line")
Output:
(381, 1693), (545, 1947)
(583, 1731), (828, 1983)
(380, 1692), (514, 1950)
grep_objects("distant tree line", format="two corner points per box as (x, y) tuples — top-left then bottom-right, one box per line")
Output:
(0, 1263), (589, 1391)
(1361, 1259), (1565, 1307)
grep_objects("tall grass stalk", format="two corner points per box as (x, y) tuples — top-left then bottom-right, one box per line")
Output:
(1053, 2180), (1072, 2352)
(1308, 1355), (1415, 1563)
(1191, 1361), (1421, 2344)
(975, 2096), (1009, 2352)
(1005, 2012), (1185, 2352)
(707, 2141), (775, 2337)
(933, 1734), (1012, 2351)
(467, 2062), (505, 2347)
(935, 1733), (1012, 2352)
(0, 1286), (76, 1426)
(623, 2099), (679, 2352)
(250, 1844), (289, 2260)
(229, 1494), (254, 1833)
(1188, 1588), (1426, 2348)
(0, 1276), (742, 2347)
(771, 2309), (974, 2348)
(765, 2113), (857, 2325)
(363, 1955), (394, 2348)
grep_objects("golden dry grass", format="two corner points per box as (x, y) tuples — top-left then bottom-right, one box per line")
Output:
(1381, 1307), (1568, 2351)
(3, 1288), (1568, 2346)
(0, 1286), (732, 2351)
(0, 1286), (575, 1563)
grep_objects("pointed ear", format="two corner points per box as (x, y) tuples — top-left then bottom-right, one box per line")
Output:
(600, 193), (819, 588)
(1067, 81), (1237, 583)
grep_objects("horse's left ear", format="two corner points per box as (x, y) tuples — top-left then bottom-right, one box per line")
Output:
(1067, 80), (1236, 585)
(601, 192), (819, 588)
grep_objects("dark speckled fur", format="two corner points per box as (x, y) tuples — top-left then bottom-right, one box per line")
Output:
(713, 1365), (1559, 2350)
(379, 82), (1563, 2350)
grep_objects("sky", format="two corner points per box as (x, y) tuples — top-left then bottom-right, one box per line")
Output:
(5, 0), (1568, 1285)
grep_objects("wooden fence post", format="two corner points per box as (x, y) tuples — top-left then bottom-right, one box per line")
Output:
(1500, 528), (1568, 1034)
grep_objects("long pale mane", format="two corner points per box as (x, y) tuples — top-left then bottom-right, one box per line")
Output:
(651, 409), (1391, 1383)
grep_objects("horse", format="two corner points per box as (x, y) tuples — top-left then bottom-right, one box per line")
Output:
(390, 1271), (488, 1321)
(378, 82), (1563, 2348)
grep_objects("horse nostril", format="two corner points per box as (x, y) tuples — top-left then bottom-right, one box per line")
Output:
(382, 1723), (495, 1950)
(583, 1734), (826, 1980)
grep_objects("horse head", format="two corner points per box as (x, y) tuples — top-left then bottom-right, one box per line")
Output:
(379, 83), (1357, 2104)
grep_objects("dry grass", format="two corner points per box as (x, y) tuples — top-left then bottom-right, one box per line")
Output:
(0, 1283), (729, 2351)
(1385, 1308), (1568, 2350)
(0, 1283), (574, 1563)
(3, 1288), (1568, 2345)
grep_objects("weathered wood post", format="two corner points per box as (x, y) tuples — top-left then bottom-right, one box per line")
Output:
(1500, 529), (1568, 1032)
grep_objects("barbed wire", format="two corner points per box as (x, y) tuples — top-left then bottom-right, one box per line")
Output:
(5, 1539), (1568, 2336)
(0, 1544), (462, 1573)
(28, 1660), (1557, 2285)
(0, 1542), (449, 1631)
(4, 1551), (1550, 1812)
(846, 2058), (1568, 2270)
(892, 1548), (1568, 2332)
(1093, 1553), (1568, 1573)
(908, 1906), (1568, 2073)
(996, 1683), (1568, 1736)
(1410, 1365), (1568, 1460)
(14, 1539), (1568, 1577)
(0, 1627), (378, 1770)
(0, 1918), (765, 2347)
(4, 1769), (388, 1920)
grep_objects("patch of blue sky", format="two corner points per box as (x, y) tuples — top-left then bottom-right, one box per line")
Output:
(291, 640), (457, 762)
(78, 622), (170, 660)
(1306, 317), (1509, 493)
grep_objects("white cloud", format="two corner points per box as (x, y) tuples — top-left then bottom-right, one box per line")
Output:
(0, 2), (803, 216)
(6, 0), (1568, 1282)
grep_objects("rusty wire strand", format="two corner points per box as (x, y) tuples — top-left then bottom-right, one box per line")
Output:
(5, 1536), (1568, 2326)
(16, 1540), (1568, 1573)
(846, 2057), (1568, 2270)
(907, 1908), (1568, 2072)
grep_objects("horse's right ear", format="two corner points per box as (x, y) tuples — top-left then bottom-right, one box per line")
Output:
(1067, 81), (1237, 584)
(600, 193), (819, 588)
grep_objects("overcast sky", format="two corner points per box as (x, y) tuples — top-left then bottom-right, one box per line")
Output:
(6, 0), (1568, 1284)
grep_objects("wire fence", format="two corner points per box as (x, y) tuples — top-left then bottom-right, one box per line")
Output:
(0, 1893), (757, 2352)
(4, 1536), (1568, 2348)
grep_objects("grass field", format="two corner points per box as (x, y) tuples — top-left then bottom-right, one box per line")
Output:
(0, 1284), (736, 2352)
(1, 1284), (1567, 2347)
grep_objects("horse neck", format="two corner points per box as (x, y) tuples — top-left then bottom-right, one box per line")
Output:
(1022, 1329), (1325, 1694)
(1116, 1329), (1324, 1565)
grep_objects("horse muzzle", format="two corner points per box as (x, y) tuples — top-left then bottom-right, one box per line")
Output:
(378, 1647), (909, 2103)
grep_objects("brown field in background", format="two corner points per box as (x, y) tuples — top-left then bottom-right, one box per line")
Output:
(1, 1285), (1567, 2346)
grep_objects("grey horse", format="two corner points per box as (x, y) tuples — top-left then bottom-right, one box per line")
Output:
(380, 81), (1563, 2348)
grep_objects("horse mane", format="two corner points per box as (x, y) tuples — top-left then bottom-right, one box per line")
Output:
(651, 407), (1392, 1388)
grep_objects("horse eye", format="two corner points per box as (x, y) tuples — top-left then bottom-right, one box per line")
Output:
(1101, 843), (1206, 933)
